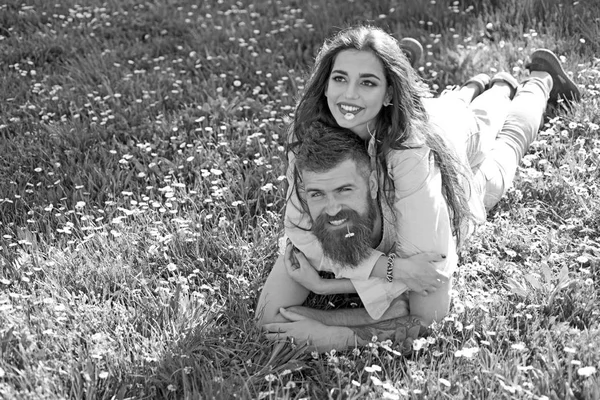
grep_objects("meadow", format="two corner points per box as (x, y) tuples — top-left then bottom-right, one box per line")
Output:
(1, 0), (600, 398)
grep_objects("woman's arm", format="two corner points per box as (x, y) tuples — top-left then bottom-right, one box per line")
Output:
(284, 243), (356, 294)
(387, 147), (458, 323)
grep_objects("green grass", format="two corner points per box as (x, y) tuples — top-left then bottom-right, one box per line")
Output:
(1, 0), (599, 398)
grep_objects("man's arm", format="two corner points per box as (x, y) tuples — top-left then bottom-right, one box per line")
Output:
(255, 254), (310, 325)
(264, 308), (425, 353)
(285, 294), (409, 326)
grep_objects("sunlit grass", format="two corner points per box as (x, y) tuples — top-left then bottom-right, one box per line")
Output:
(1, 0), (599, 398)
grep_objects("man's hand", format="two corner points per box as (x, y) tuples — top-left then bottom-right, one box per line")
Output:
(283, 240), (324, 293)
(263, 308), (355, 352)
(395, 252), (449, 296)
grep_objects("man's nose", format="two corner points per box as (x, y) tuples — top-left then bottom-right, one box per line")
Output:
(324, 197), (342, 216)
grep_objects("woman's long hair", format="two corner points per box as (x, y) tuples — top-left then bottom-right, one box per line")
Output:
(288, 25), (474, 246)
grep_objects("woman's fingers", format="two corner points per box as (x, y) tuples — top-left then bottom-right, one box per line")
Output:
(284, 241), (299, 272)
(263, 323), (285, 333)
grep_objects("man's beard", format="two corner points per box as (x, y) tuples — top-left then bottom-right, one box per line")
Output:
(312, 199), (378, 268)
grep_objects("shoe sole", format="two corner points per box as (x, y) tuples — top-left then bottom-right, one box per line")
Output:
(462, 73), (491, 96)
(530, 49), (581, 102)
(399, 37), (423, 68)
(490, 72), (519, 99)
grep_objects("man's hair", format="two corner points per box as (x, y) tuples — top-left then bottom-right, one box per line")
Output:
(288, 122), (371, 220)
(290, 122), (370, 177)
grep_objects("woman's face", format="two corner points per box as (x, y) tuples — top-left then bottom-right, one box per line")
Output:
(325, 50), (391, 140)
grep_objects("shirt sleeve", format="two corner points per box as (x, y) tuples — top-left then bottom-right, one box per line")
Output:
(388, 147), (458, 277)
(284, 151), (384, 278)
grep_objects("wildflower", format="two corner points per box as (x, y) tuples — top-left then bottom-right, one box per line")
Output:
(454, 301), (465, 314)
(370, 375), (383, 386)
(454, 346), (479, 358)
(284, 381), (296, 389)
(439, 378), (451, 387)
(364, 364), (382, 373)
(260, 183), (274, 192)
(264, 373), (276, 382)
(412, 337), (428, 351)
(511, 343), (527, 351)
(167, 384), (176, 391)
(166, 263), (178, 272)
(455, 321), (463, 331)
(99, 371), (109, 379)
(577, 366), (596, 377)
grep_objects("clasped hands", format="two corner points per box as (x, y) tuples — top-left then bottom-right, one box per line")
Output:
(263, 307), (339, 352)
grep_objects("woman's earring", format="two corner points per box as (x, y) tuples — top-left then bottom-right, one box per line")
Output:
(383, 101), (393, 107)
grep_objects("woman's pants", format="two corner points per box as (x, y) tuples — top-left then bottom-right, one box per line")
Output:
(424, 77), (551, 210)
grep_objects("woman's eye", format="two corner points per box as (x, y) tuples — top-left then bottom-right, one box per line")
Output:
(331, 75), (345, 83)
(362, 80), (376, 87)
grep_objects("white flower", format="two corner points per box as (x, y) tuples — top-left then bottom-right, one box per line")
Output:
(454, 347), (479, 358)
(577, 366), (597, 377)
(364, 364), (382, 373)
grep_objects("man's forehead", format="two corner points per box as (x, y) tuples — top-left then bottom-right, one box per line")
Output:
(301, 159), (368, 189)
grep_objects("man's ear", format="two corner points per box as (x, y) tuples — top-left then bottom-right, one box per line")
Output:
(369, 169), (378, 199)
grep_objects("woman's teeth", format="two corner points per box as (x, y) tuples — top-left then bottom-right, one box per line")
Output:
(344, 113), (355, 120)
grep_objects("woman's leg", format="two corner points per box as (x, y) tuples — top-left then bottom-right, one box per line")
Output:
(424, 73), (507, 158)
(474, 49), (581, 210)
(464, 76), (516, 167)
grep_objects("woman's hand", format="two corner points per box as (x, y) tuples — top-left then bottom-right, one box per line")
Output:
(395, 252), (448, 296)
(283, 239), (324, 293)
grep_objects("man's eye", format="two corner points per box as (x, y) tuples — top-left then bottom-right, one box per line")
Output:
(310, 192), (323, 198)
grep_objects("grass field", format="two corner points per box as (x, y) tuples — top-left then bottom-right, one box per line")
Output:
(1, 0), (600, 398)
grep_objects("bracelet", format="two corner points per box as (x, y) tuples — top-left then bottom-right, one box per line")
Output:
(386, 253), (396, 282)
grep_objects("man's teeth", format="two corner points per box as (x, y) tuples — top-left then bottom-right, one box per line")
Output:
(344, 113), (355, 120)
(329, 219), (346, 226)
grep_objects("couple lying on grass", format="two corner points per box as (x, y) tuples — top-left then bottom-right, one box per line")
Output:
(256, 25), (581, 352)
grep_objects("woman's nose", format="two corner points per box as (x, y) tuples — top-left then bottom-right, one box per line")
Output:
(344, 83), (359, 99)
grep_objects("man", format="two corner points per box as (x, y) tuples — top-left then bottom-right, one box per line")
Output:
(256, 123), (450, 352)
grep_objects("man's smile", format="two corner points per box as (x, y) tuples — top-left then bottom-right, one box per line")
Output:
(329, 218), (348, 226)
